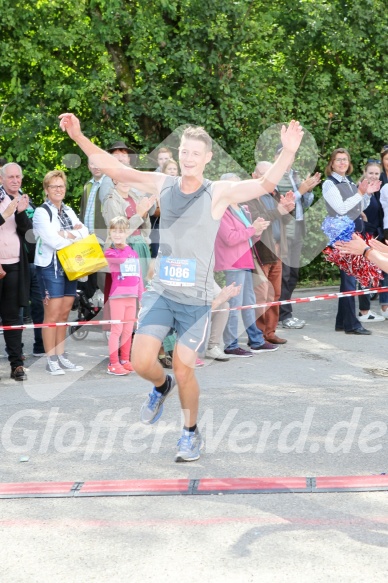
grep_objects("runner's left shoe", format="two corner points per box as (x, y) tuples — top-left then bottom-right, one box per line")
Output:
(140, 374), (176, 425)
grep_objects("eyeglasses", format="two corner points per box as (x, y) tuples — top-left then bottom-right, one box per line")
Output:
(334, 158), (348, 163)
(48, 184), (66, 191)
(367, 159), (381, 164)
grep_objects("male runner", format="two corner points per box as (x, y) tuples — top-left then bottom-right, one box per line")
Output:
(59, 113), (303, 462)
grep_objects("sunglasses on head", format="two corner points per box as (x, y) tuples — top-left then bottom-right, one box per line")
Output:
(381, 145), (388, 152)
(367, 158), (381, 164)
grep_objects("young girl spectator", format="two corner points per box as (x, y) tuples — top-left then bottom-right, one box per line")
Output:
(161, 159), (179, 176)
(103, 180), (156, 282)
(105, 216), (144, 375)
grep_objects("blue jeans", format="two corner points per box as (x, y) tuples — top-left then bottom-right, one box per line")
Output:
(36, 257), (77, 299)
(223, 269), (264, 350)
(380, 272), (388, 305)
(359, 271), (388, 311)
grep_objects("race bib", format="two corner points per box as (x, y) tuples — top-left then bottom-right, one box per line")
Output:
(159, 257), (196, 287)
(120, 257), (141, 278)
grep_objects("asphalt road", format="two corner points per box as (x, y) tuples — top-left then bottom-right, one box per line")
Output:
(1, 288), (388, 582)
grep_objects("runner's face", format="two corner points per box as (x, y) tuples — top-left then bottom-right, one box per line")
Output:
(179, 138), (211, 178)
(110, 228), (128, 246)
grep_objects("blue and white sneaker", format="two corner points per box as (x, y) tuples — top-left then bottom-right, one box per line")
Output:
(140, 374), (176, 425)
(175, 428), (204, 462)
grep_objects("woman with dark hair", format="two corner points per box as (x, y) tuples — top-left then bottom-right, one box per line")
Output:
(380, 146), (388, 187)
(322, 148), (380, 335)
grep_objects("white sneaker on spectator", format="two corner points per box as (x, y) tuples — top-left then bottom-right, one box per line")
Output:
(282, 317), (305, 329)
(205, 346), (230, 361)
(57, 353), (84, 371)
(358, 310), (385, 323)
(46, 358), (65, 376)
(380, 308), (388, 320)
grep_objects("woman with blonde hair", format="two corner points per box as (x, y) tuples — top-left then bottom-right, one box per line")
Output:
(33, 170), (88, 375)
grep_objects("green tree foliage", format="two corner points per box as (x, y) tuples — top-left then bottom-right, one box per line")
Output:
(1, 0), (387, 279)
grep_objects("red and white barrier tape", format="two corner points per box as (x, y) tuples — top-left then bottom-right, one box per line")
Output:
(1, 286), (387, 331)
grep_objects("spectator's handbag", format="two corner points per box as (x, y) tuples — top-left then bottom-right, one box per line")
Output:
(57, 234), (108, 281)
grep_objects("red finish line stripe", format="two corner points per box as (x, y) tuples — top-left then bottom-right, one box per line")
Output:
(197, 477), (307, 492)
(315, 475), (388, 489)
(0, 482), (74, 495)
(1, 476), (388, 498)
(81, 479), (191, 493)
(2, 286), (388, 331)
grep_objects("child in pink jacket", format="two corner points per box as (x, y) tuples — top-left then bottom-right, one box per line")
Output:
(105, 217), (144, 375)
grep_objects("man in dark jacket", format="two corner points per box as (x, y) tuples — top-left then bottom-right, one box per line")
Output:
(0, 163), (32, 380)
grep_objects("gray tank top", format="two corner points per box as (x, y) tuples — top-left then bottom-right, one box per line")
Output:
(151, 176), (220, 305)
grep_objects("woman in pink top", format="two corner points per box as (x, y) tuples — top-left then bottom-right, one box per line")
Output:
(214, 174), (277, 357)
(105, 216), (144, 376)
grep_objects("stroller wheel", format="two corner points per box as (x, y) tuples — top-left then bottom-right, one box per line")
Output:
(69, 325), (89, 341)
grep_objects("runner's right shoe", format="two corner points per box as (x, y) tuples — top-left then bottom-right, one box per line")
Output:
(175, 428), (204, 462)
(140, 374), (176, 425)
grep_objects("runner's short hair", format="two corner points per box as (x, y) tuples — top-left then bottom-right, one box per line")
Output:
(181, 126), (212, 152)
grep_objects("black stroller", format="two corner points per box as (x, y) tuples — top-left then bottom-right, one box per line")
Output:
(69, 277), (107, 341)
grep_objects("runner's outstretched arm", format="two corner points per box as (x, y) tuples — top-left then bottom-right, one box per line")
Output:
(212, 121), (304, 217)
(59, 113), (165, 196)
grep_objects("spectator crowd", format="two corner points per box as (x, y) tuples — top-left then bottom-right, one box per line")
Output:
(0, 137), (387, 384)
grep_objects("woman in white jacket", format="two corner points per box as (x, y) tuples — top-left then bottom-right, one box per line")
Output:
(33, 170), (89, 375)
